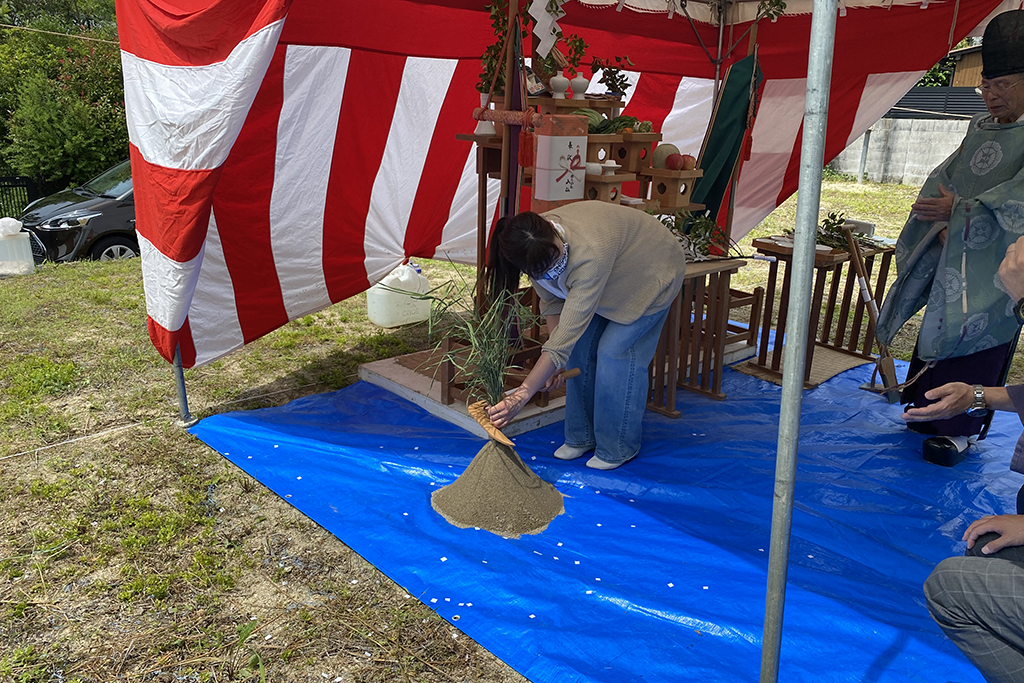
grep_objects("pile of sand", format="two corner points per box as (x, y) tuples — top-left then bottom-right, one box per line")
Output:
(431, 440), (564, 539)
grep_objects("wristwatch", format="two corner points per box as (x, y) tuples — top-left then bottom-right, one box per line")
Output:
(965, 384), (989, 417)
(1014, 297), (1024, 326)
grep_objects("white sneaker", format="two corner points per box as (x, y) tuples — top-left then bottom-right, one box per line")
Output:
(554, 443), (593, 460)
(585, 452), (637, 470)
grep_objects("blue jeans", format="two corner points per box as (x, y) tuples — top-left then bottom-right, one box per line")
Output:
(564, 307), (671, 464)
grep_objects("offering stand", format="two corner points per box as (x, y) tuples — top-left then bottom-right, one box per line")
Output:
(647, 258), (758, 416)
(744, 236), (895, 387)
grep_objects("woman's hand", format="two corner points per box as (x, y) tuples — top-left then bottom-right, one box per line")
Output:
(911, 184), (954, 223)
(964, 515), (1024, 554)
(487, 385), (530, 429)
(541, 368), (568, 393)
(486, 352), (558, 429)
(902, 382), (974, 422)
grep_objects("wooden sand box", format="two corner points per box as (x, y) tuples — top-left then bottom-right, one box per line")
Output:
(431, 440), (564, 539)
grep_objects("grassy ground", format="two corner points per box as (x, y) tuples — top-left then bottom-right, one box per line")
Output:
(1, 178), (1020, 682)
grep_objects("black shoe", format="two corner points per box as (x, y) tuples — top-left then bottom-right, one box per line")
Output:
(922, 436), (969, 467)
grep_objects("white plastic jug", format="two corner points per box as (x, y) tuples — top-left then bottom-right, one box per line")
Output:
(0, 232), (35, 276)
(366, 263), (431, 328)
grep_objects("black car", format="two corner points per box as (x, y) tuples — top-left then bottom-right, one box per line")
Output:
(19, 159), (138, 264)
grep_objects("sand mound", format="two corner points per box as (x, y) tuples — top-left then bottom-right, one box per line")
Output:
(431, 440), (564, 539)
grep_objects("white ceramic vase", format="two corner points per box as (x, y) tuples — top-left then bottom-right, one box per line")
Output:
(550, 70), (570, 99)
(570, 74), (589, 100)
(474, 92), (497, 136)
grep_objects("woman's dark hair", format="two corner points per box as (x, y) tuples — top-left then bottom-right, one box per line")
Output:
(484, 211), (560, 304)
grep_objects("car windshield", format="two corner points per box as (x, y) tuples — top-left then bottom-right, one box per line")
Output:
(80, 159), (132, 199)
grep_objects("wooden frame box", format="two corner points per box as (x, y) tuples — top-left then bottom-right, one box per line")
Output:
(641, 167), (704, 211)
(584, 172), (635, 203)
(611, 132), (661, 173)
(586, 134), (622, 164)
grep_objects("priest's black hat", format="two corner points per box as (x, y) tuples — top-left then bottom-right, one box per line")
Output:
(982, 10), (1024, 79)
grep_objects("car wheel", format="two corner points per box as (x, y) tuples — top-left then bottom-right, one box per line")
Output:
(89, 235), (139, 261)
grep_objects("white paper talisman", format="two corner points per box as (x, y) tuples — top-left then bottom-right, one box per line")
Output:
(534, 135), (587, 202)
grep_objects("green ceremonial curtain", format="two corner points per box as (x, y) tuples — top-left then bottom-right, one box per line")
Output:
(690, 53), (763, 221)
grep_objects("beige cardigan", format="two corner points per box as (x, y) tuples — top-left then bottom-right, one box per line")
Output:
(533, 201), (688, 367)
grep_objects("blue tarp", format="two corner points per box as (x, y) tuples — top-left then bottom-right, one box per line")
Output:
(190, 363), (1024, 682)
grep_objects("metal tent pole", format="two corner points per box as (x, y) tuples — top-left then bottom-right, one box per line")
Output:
(759, 0), (838, 681)
(173, 344), (197, 427)
(857, 127), (872, 183)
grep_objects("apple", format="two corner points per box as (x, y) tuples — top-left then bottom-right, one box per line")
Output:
(681, 154), (697, 170)
(664, 153), (686, 171)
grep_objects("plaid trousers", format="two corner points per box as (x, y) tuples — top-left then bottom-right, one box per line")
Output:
(925, 538), (1024, 683)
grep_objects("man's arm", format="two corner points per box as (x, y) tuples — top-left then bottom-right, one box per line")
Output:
(964, 515), (1024, 554)
(910, 183), (955, 222)
(903, 383), (1013, 422)
(999, 235), (1024, 301)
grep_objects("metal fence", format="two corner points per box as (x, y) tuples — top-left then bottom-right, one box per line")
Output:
(885, 86), (987, 120)
(0, 176), (39, 219)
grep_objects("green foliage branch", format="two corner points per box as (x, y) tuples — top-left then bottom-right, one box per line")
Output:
(590, 55), (633, 95)
(784, 210), (884, 251)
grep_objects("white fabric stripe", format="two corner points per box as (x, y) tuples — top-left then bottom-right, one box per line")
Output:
(846, 70), (925, 146)
(139, 232), (204, 332)
(188, 211), (245, 365)
(122, 19), (285, 171)
(269, 45), (352, 320)
(732, 77), (809, 240)
(363, 57), (459, 285)
(659, 76), (716, 158)
(434, 146), (501, 265)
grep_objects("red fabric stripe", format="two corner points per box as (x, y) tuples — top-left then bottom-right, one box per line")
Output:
(147, 316), (196, 367)
(117, 0), (290, 65)
(130, 144), (219, 262)
(620, 72), (682, 199)
(404, 59), (480, 259)
(623, 72), (682, 132)
(211, 45), (289, 344)
(777, 123), (804, 210)
(282, 0), (491, 59)
(323, 51), (408, 303)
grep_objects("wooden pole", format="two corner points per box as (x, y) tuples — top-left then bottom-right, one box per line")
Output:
(499, 0), (518, 205)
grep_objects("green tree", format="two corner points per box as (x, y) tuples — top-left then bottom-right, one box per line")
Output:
(917, 55), (955, 87)
(6, 48), (127, 192)
(0, 1), (124, 190)
(5, 0), (115, 27)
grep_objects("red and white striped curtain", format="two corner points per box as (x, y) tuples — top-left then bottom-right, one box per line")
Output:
(117, 0), (1005, 367)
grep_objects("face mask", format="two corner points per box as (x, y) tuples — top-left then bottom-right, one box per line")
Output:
(537, 242), (569, 280)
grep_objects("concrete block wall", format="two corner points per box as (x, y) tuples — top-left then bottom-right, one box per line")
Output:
(829, 118), (970, 186)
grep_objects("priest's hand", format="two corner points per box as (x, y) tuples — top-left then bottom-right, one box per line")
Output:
(911, 184), (954, 222)
(901, 382), (973, 422)
(964, 515), (1024, 554)
(999, 236), (1024, 301)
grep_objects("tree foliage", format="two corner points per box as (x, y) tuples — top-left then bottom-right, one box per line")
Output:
(0, 0), (125, 193)
(917, 55), (955, 87)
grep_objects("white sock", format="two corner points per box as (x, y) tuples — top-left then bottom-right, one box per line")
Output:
(554, 443), (592, 460)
